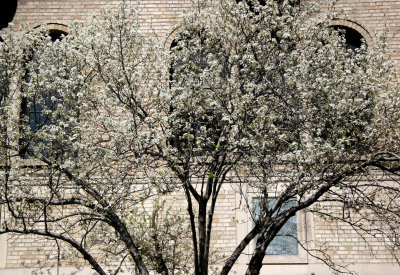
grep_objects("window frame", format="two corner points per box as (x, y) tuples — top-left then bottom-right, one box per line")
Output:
(235, 189), (312, 265)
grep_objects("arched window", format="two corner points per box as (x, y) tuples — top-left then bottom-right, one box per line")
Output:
(0, 0), (17, 30)
(312, 25), (370, 151)
(169, 37), (223, 155)
(20, 29), (68, 157)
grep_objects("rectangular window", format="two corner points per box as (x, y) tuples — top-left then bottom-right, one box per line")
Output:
(253, 198), (298, 255)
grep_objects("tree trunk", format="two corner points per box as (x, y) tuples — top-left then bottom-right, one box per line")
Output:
(198, 199), (208, 275)
(219, 225), (261, 275)
(184, 186), (200, 275)
(245, 233), (267, 275)
(245, 250), (265, 275)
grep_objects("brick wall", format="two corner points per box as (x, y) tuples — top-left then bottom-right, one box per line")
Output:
(13, 0), (191, 46)
(2, 0), (400, 274)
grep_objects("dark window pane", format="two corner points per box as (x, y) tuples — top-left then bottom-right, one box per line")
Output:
(332, 26), (364, 52)
(27, 93), (55, 132)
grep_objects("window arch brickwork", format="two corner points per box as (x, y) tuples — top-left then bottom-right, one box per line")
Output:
(331, 19), (372, 46)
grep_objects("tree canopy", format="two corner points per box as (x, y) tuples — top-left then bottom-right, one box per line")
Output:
(1, 1), (400, 275)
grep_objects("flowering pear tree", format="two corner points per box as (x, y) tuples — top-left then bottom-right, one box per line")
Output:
(1, 0), (400, 275)
(169, 0), (400, 274)
(0, 4), (190, 275)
